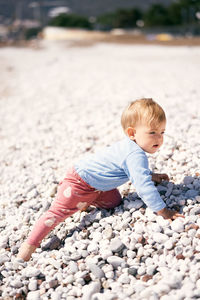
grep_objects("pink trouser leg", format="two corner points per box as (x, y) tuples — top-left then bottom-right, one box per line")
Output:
(92, 189), (122, 209)
(27, 176), (99, 247)
(27, 206), (77, 247)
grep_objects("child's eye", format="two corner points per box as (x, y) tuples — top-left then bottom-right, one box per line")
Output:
(149, 131), (155, 134)
(161, 131), (165, 135)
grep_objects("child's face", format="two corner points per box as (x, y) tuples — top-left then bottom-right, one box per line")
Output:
(130, 121), (166, 154)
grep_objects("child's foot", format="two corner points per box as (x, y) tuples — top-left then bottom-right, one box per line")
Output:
(17, 242), (37, 261)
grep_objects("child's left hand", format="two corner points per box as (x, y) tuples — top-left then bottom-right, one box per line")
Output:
(152, 173), (169, 184)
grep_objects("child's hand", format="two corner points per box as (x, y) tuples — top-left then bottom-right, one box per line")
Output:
(152, 173), (169, 184)
(157, 207), (184, 221)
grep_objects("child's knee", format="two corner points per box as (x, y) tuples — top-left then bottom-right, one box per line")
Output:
(93, 189), (122, 209)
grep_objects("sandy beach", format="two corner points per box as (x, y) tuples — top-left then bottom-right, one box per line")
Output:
(0, 40), (200, 299)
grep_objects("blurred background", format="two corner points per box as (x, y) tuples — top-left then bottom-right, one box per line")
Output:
(0, 0), (200, 45)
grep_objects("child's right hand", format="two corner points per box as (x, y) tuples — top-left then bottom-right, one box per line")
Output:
(156, 207), (184, 221)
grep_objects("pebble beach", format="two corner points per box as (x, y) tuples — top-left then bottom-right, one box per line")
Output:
(0, 40), (200, 300)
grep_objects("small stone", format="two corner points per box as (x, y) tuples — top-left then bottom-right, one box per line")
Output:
(171, 218), (184, 232)
(131, 199), (144, 209)
(153, 232), (168, 243)
(71, 251), (82, 260)
(146, 265), (157, 276)
(151, 222), (162, 232)
(28, 280), (38, 291)
(164, 239), (174, 250)
(51, 292), (61, 300)
(138, 236), (146, 245)
(196, 196), (200, 202)
(27, 291), (41, 300)
(189, 207), (200, 215)
(172, 189), (182, 196)
(87, 263), (105, 279)
(137, 265), (146, 276)
(185, 190), (199, 198)
(87, 242), (99, 253)
(10, 280), (23, 288)
(180, 237), (191, 246)
(128, 267), (137, 276)
(48, 258), (61, 269)
(0, 254), (9, 264)
(107, 256), (125, 268)
(68, 261), (78, 273)
(24, 267), (41, 277)
(49, 185), (57, 197)
(42, 235), (61, 250)
(105, 270), (114, 279)
(0, 236), (8, 248)
(142, 274), (153, 282)
(110, 238), (125, 253)
(118, 274), (130, 284)
(102, 227), (113, 239)
(176, 254), (185, 260)
(82, 281), (101, 300)
(47, 279), (58, 288)
(185, 224), (199, 231)
(184, 176), (194, 185)
(64, 275), (74, 284)
(174, 246), (183, 255)
(134, 222), (144, 234)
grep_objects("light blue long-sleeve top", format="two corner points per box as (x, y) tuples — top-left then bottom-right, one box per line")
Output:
(74, 136), (166, 212)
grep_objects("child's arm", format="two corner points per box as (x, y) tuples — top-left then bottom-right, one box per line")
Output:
(123, 152), (184, 218)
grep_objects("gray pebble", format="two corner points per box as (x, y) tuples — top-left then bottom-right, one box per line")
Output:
(110, 238), (125, 252)
(185, 190), (199, 198)
(128, 267), (137, 276)
(107, 256), (125, 268)
(87, 263), (105, 279)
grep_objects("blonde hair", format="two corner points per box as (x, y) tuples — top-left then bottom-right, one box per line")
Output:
(121, 98), (166, 131)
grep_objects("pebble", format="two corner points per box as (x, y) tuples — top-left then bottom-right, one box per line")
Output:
(118, 274), (130, 284)
(185, 190), (199, 198)
(110, 238), (125, 253)
(28, 280), (38, 291)
(171, 219), (184, 232)
(184, 176), (194, 185)
(68, 261), (78, 273)
(107, 256), (125, 268)
(131, 200), (144, 209)
(82, 281), (101, 300)
(189, 207), (200, 215)
(153, 233), (169, 243)
(27, 291), (41, 300)
(42, 235), (61, 250)
(23, 267), (41, 278)
(87, 263), (105, 279)
(164, 239), (174, 250)
(128, 267), (137, 276)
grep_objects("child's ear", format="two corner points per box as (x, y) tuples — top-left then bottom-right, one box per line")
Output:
(126, 127), (136, 140)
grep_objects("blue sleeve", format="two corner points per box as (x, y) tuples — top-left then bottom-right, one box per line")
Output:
(123, 151), (166, 212)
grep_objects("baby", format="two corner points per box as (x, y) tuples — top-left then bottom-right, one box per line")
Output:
(18, 98), (183, 261)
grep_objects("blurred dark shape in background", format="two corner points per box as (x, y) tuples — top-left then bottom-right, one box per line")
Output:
(0, 0), (199, 43)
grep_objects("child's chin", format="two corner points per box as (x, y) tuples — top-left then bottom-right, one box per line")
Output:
(149, 148), (158, 154)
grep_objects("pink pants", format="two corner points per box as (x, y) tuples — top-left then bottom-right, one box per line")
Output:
(27, 167), (122, 247)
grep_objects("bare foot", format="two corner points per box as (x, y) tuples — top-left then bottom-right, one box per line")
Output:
(17, 242), (37, 261)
